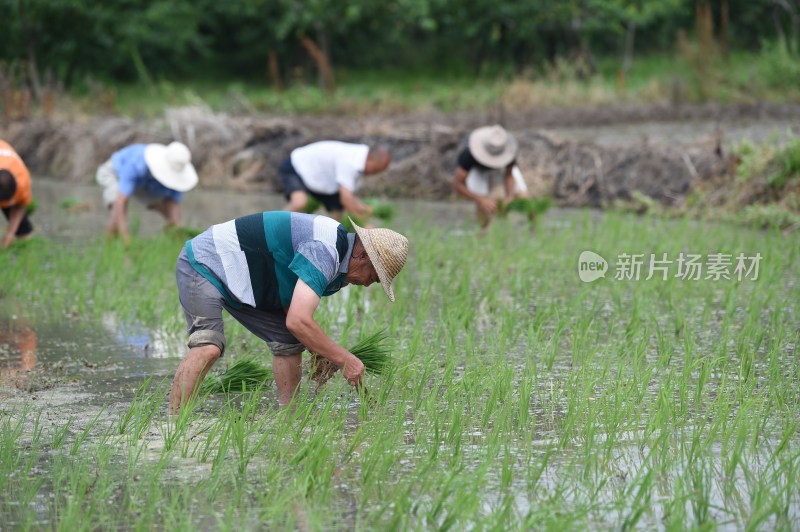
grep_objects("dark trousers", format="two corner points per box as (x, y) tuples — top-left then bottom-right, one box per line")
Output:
(2, 207), (34, 236)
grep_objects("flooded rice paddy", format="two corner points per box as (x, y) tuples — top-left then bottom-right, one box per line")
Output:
(1, 180), (798, 529)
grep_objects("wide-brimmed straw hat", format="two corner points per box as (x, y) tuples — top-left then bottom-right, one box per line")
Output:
(468, 125), (518, 169)
(349, 218), (408, 302)
(144, 142), (198, 192)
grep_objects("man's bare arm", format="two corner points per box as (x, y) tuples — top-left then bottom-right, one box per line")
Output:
(339, 186), (372, 218)
(285, 279), (365, 386)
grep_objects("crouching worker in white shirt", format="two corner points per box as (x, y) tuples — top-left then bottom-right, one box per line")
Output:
(279, 141), (390, 221)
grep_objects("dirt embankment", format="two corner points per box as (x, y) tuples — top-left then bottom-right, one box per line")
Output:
(3, 103), (798, 208)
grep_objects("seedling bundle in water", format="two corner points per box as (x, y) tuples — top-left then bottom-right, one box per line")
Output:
(200, 358), (273, 394)
(203, 329), (393, 393)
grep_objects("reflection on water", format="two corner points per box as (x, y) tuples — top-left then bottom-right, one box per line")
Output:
(100, 313), (178, 359)
(0, 315), (37, 389)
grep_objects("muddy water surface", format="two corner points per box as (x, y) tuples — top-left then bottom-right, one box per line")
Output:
(3, 177), (797, 528)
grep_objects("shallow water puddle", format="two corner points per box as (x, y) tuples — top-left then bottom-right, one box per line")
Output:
(0, 313), (179, 402)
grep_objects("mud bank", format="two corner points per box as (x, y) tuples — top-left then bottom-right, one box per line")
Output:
(2, 103), (796, 207)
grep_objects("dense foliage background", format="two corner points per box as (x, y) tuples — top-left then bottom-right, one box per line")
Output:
(1, 0), (797, 92)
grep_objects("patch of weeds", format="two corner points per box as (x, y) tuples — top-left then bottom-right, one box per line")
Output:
(737, 204), (800, 230)
(768, 137), (800, 189)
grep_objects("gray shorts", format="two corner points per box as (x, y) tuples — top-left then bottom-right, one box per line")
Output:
(175, 248), (304, 356)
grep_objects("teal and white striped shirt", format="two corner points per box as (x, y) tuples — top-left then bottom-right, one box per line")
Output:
(186, 212), (353, 310)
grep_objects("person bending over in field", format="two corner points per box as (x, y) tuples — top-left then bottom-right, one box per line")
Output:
(169, 211), (408, 412)
(279, 140), (390, 221)
(452, 125), (529, 228)
(96, 142), (198, 242)
(0, 139), (35, 248)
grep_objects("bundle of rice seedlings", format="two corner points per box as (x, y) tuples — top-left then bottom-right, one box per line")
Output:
(363, 198), (396, 221)
(349, 329), (392, 374)
(341, 199), (396, 232)
(497, 197), (553, 222)
(165, 225), (203, 239)
(310, 329), (392, 389)
(201, 358), (273, 394)
(303, 196), (323, 214)
(341, 215), (365, 232)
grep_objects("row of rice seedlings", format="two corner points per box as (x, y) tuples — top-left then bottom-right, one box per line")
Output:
(2, 207), (799, 528)
(1, 233), (186, 328)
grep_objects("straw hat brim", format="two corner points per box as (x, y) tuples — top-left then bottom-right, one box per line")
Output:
(144, 144), (199, 192)
(349, 218), (396, 302)
(468, 126), (519, 169)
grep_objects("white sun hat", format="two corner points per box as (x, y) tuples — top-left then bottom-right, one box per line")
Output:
(349, 218), (409, 302)
(468, 125), (519, 169)
(144, 141), (198, 192)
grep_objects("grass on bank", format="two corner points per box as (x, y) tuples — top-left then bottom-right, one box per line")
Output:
(1, 210), (799, 529)
(27, 46), (800, 120)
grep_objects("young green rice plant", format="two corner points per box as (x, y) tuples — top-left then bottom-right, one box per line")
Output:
(224, 386), (273, 475)
(115, 378), (166, 446)
(0, 408), (40, 502)
(69, 406), (105, 457)
(51, 418), (74, 450)
(158, 395), (200, 453)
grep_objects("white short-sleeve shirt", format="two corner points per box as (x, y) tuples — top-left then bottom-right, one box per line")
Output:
(466, 165), (528, 196)
(290, 141), (369, 195)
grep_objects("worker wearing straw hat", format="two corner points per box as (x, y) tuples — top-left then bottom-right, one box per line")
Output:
(169, 211), (408, 412)
(452, 125), (529, 227)
(0, 139), (35, 248)
(96, 141), (198, 242)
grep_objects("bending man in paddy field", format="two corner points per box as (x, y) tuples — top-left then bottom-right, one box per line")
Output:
(96, 141), (198, 242)
(279, 140), (391, 220)
(169, 211), (409, 412)
(0, 139), (35, 248)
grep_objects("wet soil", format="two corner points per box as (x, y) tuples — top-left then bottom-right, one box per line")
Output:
(2, 103), (797, 208)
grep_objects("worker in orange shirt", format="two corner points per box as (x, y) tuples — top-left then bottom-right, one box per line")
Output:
(0, 140), (34, 248)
